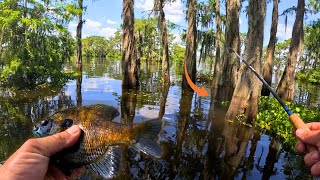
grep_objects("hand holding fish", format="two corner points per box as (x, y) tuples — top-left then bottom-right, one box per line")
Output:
(295, 122), (320, 176)
(0, 125), (85, 180)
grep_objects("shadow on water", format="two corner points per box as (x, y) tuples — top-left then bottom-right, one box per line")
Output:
(0, 58), (317, 179)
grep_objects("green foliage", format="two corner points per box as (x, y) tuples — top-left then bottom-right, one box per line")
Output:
(134, 17), (159, 61)
(171, 44), (185, 63)
(256, 96), (320, 151)
(307, 0), (320, 13)
(296, 20), (320, 84)
(0, 0), (75, 89)
(297, 69), (320, 83)
(82, 36), (108, 58)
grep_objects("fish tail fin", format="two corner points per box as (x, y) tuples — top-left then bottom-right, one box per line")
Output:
(132, 118), (163, 158)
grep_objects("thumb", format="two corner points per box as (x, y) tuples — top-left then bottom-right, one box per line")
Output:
(22, 125), (81, 157)
(296, 128), (320, 147)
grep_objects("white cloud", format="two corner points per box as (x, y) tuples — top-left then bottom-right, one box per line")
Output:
(107, 19), (117, 25)
(164, 1), (184, 23)
(85, 19), (102, 30)
(136, 0), (184, 24)
(68, 22), (77, 29)
(102, 27), (117, 38)
(136, 0), (153, 10)
(72, 19), (118, 38)
(70, 30), (76, 37)
(277, 23), (293, 41)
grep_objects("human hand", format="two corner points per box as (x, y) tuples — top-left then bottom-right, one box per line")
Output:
(0, 125), (85, 180)
(295, 122), (320, 176)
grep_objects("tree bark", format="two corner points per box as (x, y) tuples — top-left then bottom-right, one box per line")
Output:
(159, 0), (170, 84)
(76, 0), (83, 72)
(76, 76), (82, 107)
(225, 0), (266, 122)
(214, 0), (241, 101)
(182, 0), (197, 91)
(275, 57), (281, 84)
(276, 0), (305, 102)
(261, 0), (278, 96)
(122, 0), (139, 89)
(211, 0), (222, 100)
(158, 83), (170, 120)
(121, 88), (137, 124)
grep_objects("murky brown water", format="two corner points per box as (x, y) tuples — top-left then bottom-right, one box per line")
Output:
(0, 58), (319, 179)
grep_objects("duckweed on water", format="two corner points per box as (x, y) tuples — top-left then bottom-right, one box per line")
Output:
(256, 96), (320, 151)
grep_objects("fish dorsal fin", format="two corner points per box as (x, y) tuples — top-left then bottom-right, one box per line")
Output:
(133, 119), (163, 158)
(86, 146), (122, 179)
(89, 104), (120, 121)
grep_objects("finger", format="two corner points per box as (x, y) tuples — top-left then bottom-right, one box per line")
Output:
(308, 122), (320, 131)
(295, 129), (320, 147)
(311, 160), (320, 177)
(304, 151), (320, 167)
(22, 125), (81, 157)
(295, 140), (306, 153)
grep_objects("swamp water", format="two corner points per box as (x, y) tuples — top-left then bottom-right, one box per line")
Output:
(0, 58), (319, 179)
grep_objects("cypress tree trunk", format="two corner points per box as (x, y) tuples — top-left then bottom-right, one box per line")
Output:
(76, 76), (82, 107)
(211, 0), (222, 100)
(261, 0), (278, 96)
(121, 89), (137, 124)
(275, 57), (281, 84)
(214, 0), (241, 101)
(225, 0), (266, 122)
(276, 0), (305, 102)
(158, 83), (170, 119)
(76, 0), (83, 72)
(159, 0), (170, 84)
(182, 0), (197, 91)
(122, 0), (139, 89)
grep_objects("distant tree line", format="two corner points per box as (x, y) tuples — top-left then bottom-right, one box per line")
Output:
(81, 17), (184, 64)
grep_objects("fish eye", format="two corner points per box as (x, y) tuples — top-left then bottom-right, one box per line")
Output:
(40, 120), (49, 126)
(62, 119), (73, 127)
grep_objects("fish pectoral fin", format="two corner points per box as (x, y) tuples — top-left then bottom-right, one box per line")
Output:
(86, 146), (122, 179)
(133, 119), (163, 158)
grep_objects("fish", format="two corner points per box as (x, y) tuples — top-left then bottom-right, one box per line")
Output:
(33, 104), (163, 179)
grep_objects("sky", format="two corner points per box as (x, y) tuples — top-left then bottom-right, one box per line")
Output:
(68, 0), (319, 46)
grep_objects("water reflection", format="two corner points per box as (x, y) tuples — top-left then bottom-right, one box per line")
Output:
(0, 86), (73, 161)
(0, 58), (316, 179)
(261, 138), (280, 180)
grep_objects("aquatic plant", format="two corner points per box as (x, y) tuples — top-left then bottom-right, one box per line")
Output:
(256, 96), (320, 151)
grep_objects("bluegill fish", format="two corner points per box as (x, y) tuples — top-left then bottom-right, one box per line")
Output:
(33, 104), (162, 178)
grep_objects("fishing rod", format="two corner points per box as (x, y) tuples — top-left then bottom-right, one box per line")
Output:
(226, 47), (307, 129)
(226, 45), (320, 180)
